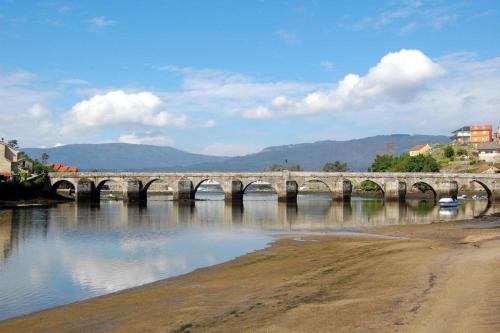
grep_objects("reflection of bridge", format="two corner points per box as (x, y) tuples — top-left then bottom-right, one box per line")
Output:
(48, 171), (500, 203)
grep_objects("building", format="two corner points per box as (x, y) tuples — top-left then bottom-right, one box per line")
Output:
(470, 124), (492, 145)
(0, 141), (20, 178)
(451, 126), (470, 144)
(477, 142), (500, 163)
(409, 144), (432, 157)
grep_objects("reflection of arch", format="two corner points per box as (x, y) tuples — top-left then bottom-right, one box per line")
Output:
(410, 182), (437, 200)
(471, 180), (492, 201)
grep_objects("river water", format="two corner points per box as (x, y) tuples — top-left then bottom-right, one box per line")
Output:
(0, 193), (497, 320)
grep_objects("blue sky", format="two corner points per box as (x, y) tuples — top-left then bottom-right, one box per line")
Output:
(1, 0), (499, 155)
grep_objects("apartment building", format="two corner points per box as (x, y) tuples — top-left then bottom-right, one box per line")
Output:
(470, 124), (492, 145)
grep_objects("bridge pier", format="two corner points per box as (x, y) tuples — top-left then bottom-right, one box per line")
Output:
(435, 180), (458, 199)
(277, 181), (298, 203)
(492, 182), (500, 202)
(384, 180), (407, 201)
(75, 180), (97, 202)
(331, 180), (352, 201)
(123, 179), (144, 203)
(174, 179), (195, 201)
(225, 180), (244, 203)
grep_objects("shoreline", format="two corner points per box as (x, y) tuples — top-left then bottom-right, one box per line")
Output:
(1, 213), (499, 332)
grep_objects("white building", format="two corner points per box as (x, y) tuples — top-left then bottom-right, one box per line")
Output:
(477, 142), (500, 163)
(451, 126), (470, 144)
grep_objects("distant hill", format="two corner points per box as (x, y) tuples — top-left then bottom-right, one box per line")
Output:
(23, 134), (450, 172)
(23, 143), (227, 171)
(187, 134), (450, 172)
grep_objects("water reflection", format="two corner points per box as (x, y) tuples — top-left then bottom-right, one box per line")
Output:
(0, 196), (497, 320)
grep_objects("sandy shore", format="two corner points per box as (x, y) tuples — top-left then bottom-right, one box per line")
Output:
(1, 214), (500, 332)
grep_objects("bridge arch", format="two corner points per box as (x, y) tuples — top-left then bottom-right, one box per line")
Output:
(242, 180), (278, 200)
(193, 179), (224, 200)
(409, 181), (437, 200)
(51, 179), (76, 199)
(95, 179), (125, 201)
(142, 178), (173, 200)
(297, 179), (333, 198)
(142, 178), (161, 192)
(353, 179), (385, 198)
(470, 180), (492, 201)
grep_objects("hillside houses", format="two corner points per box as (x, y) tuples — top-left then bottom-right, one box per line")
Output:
(452, 123), (499, 145)
(0, 140), (32, 179)
(477, 142), (500, 163)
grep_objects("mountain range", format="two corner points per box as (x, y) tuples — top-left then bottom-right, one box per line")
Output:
(24, 134), (450, 172)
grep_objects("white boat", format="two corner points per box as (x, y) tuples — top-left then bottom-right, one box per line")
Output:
(472, 194), (487, 201)
(438, 198), (460, 207)
(457, 194), (468, 200)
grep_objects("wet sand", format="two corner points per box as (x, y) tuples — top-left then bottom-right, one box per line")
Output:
(1, 215), (500, 332)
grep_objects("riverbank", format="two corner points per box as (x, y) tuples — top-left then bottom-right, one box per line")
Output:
(1, 214), (499, 332)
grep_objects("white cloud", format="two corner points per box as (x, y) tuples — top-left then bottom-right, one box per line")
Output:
(201, 143), (263, 156)
(242, 106), (273, 119)
(89, 16), (115, 27)
(0, 72), (59, 147)
(59, 78), (89, 85)
(117, 133), (174, 146)
(62, 90), (187, 133)
(155, 66), (323, 118)
(345, 1), (465, 34)
(320, 61), (335, 71)
(27, 104), (50, 118)
(244, 49), (444, 118)
(398, 21), (418, 35)
(275, 29), (301, 44)
(201, 119), (216, 128)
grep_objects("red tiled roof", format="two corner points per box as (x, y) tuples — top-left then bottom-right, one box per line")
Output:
(51, 163), (78, 172)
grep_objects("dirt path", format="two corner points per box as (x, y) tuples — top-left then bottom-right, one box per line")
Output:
(1, 219), (499, 332)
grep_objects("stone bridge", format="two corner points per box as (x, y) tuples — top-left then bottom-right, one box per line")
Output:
(47, 171), (500, 203)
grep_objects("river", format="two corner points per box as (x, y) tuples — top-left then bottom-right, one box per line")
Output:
(0, 193), (497, 320)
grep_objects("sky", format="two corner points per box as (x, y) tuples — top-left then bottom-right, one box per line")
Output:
(1, 0), (499, 156)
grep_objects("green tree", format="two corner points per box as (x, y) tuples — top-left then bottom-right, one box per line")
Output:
(323, 161), (348, 172)
(368, 155), (395, 172)
(368, 153), (440, 173)
(444, 145), (454, 159)
(264, 164), (302, 171)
